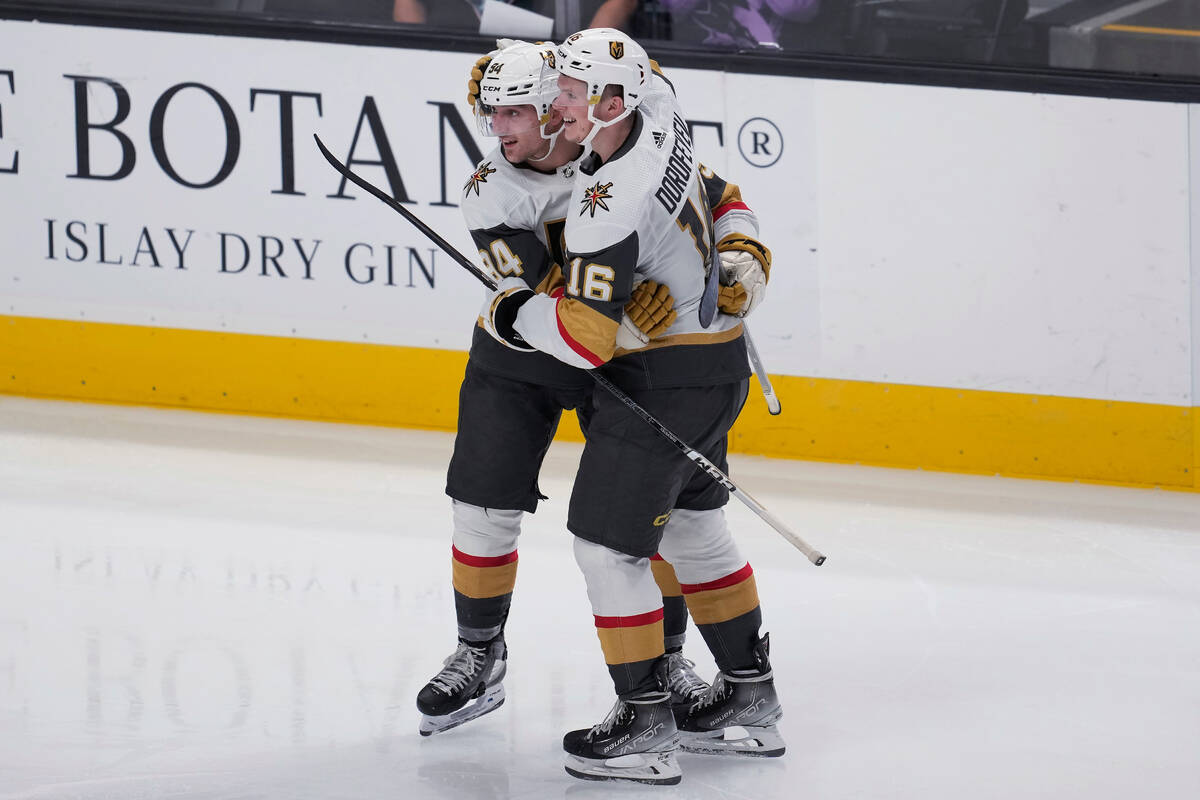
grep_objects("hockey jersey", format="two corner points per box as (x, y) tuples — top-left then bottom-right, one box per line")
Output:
(511, 91), (751, 390)
(460, 149), (590, 388)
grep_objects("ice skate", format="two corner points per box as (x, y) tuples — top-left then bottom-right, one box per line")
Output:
(416, 636), (506, 736)
(562, 689), (681, 785)
(677, 634), (785, 757)
(664, 648), (709, 710)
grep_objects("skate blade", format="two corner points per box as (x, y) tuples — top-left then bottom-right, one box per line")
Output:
(679, 724), (786, 757)
(563, 750), (682, 785)
(418, 685), (505, 737)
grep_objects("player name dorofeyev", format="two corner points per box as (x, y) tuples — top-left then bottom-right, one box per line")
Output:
(654, 113), (696, 215)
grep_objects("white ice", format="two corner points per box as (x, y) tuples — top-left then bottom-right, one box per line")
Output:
(1, 396), (1198, 799)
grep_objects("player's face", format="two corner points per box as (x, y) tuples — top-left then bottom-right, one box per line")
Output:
(489, 104), (548, 164)
(552, 74), (593, 144)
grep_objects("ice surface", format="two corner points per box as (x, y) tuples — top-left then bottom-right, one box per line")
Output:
(1, 396), (1198, 799)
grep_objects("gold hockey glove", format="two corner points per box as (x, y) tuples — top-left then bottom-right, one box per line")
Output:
(617, 280), (677, 350)
(467, 54), (492, 108)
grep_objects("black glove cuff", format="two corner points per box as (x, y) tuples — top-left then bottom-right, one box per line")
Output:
(493, 288), (535, 347)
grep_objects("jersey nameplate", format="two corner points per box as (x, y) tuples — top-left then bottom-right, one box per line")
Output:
(654, 114), (695, 215)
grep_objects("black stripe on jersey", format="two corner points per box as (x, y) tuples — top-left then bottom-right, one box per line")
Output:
(471, 224), (556, 289)
(564, 230), (641, 326)
(698, 166), (729, 216)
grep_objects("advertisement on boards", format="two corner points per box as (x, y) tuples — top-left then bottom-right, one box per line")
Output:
(0, 21), (817, 364)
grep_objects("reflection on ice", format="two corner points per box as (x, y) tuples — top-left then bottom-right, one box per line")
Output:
(2, 396), (1198, 799)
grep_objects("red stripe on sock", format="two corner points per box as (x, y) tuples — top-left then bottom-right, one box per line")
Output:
(593, 608), (664, 629)
(452, 546), (518, 568)
(680, 563), (753, 594)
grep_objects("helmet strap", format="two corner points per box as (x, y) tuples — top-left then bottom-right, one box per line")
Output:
(527, 128), (560, 163)
(579, 103), (633, 149)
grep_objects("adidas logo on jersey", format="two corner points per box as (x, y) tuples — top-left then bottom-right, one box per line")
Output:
(652, 130), (667, 150)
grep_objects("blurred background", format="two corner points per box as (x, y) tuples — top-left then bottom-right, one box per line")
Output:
(6, 0), (1197, 81)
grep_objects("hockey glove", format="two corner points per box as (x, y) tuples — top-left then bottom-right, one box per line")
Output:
(716, 234), (772, 318)
(467, 40), (524, 108)
(483, 276), (537, 352)
(467, 54), (493, 109)
(617, 280), (677, 350)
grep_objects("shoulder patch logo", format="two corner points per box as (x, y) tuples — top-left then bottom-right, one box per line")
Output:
(652, 130), (667, 150)
(464, 162), (497, 196)
(609, 41), (625, 59)
(579, 181), (614, 217)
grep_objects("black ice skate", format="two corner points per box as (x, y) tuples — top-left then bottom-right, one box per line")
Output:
(562, 689), (681, 785)
(664, 649), (710, 709)
(677, 634), (785, 757)
(416, 636), (506, 736)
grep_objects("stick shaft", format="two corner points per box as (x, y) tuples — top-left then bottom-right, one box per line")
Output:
(743, 322), (781, 415)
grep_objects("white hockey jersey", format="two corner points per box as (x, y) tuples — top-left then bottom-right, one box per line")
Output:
(512, 87), (752, 389)
(460, 147), (589, 387)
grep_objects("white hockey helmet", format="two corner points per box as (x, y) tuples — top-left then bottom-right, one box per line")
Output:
(554, 27), (649, 140)
(474, 40), (562, 148)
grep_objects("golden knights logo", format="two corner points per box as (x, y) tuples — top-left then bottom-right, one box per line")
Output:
(464, 162), (497, 196)
(609, 41), (624, 59)
(579, 181), (614, 217)
(540, 49), (556, 69)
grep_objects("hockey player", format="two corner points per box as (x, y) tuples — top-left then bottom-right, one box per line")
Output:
(482, 29), (782, 784)
(415, 40), (710, 737)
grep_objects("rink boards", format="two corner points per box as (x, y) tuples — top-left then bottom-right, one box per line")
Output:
(0, 20), (1197, 489)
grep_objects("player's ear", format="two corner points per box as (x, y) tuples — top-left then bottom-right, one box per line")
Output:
(600, 92), (625, 121)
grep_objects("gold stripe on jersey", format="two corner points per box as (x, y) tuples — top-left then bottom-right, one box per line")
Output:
(683, 574), (760, 625)
(650, 558), (683, 597)
(556, 298), (620, 365)
(537, 263), (567, 295)
(717, 183), (744, 208)
(596, 620), (666, 665)
(452, 559), (519, 600)
(613, 321), (745, 357)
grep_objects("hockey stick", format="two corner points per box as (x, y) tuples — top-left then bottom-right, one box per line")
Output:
(743, 324), (782, 415)
(696, 171), (779, 416)
(313, 134), (825, 566)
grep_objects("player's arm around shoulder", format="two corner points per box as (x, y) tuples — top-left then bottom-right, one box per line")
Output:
(500, 213), (637, 369)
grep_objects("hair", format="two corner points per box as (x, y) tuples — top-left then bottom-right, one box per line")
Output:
(600, 84), (625, 104)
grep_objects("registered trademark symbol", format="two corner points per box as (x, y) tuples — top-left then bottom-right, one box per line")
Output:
(737, 117), (783, 168)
